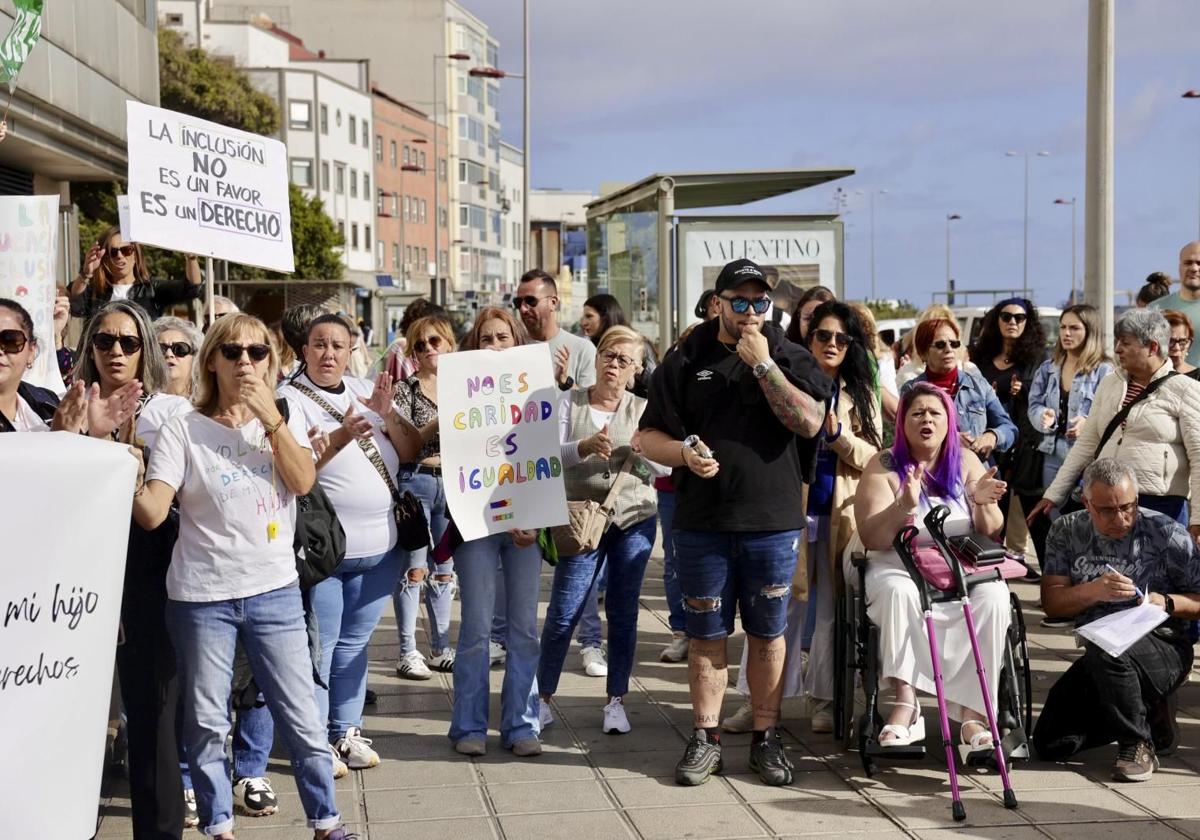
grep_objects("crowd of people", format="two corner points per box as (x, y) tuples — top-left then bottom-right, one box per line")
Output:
(8, 228), (1200, 837)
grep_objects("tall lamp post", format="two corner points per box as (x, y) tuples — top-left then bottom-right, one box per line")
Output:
(946, 213), (961, 305)
(470, 63), (528, 276)
(868, 188), (887, 301)
(1005, 149), (1050, 297)
(1054, 197), (1078, 305)
(431, 52), (471, 303)
(1183, 90), (1200, 238)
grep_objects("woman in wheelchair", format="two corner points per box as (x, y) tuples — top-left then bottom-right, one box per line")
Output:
(852, 382), (1010, 764)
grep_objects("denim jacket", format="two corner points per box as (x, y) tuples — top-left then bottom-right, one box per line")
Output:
(1026, 359), (1114, 460)
(903, 367), (1018, 452)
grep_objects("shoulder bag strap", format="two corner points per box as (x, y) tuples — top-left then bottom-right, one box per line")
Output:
(290, 381), (402, 503)
(1091, 371), (1177, 459)
(599, 451), (638, 512)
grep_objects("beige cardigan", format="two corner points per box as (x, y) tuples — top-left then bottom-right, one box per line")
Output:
(792, 379), (882, 597)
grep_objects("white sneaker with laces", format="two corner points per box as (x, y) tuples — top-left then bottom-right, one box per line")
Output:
(329, 743), (349, 779)
(396, 650), (432, 680)
(660, 632), (690, 663)
(232, 776), (278, 816)
(722, 699), (754, 733)
(428, 648), (456, 673)
(581, 645), (608, 677)
(489, 640), (507, 666)
(335, 726), (380, 769)
(538, 698), (555, 729)
(603, 696), (631, 734)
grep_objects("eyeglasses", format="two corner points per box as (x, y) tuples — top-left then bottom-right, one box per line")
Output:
(107, 244), (136, 260)
(158, 341), (194, 358)
(720, 295), (771, 315)
(811, 328), (853, 348)
(1091, 500), (1138, 519)
(931, 339), (963, 351)
(218, 343), (271, 362)
(1169, 337), (1192, 348)
(600, 350), (636, 370)
(414, 335), (444, 353)
(0, 329), (28, 354)
(999, 312), (1028, 325)
(512, 295), (551, 310)
(92, 333), (143, 355)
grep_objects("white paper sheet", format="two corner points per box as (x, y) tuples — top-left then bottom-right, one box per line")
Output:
(1076, 602), (1169, 658)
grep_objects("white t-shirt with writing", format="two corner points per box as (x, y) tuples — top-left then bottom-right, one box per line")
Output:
(278, 374), (399, 558)
(147, 401), (311, 602)
(133, 393), (193, 453)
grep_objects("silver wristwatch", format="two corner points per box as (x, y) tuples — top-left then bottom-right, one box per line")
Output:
(752, 358), (777, 379)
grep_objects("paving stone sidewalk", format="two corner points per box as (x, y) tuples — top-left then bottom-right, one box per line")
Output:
(97, 558), (1200, 839)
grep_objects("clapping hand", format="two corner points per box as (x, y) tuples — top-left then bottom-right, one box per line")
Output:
(1066, 415), (1086, 441)
(580, 424), (613, 459)
(359, 371), (396, 421)
(824, 409), (839, 437)
(53, 295), (70, 347)
(1009, 373), (1022, 396)
(972, 431), (998, 459)
(1040, 408), (1057, 431)
(338, 404), (373, 443)
(899, 463), (926, 513)
(51, 381), (89, 433)
(554, 345), (570, 387)
(81, 243), (103, 279)
(972, 465), (1007, 505)
(308, 426), (331, 458)
(88, 380), (144, 439)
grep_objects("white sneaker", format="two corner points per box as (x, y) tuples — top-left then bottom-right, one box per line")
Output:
(722, 699), (754, 733)
(232, 776), (278, 816)
(183, 788), (198, 828)
(603, 696), (631, 734)
(334, 726), (380, 769)
(489, 640), (507, 666)
(660, 632), (690, 663)
(581, 645), (608, 677)
(538, 698), (555, 729)
(810, 699), (834, 734)
(329, 744), (349, 779)
(428, 648), (456, 673)
(396, 650), (432, 680)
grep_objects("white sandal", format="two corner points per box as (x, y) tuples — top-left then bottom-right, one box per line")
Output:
(958, 719), (995, 765)
(879, 700), (925, 748)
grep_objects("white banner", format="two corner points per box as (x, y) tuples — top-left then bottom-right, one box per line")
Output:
(0, 433), (135, 838)
(438, 344), (569, 541)
(0, 195), (64, 393)
(125, 101), (295, 273)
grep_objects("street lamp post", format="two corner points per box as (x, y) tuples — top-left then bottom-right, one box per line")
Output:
(470, 62), (529, 276)
(1054, 197), (1078, 305)
(946, 213), (961, 305)
(1006, 149), (1050, 298)
(1183, 90), (1200, 239)
(868, 189), (887, 301)
(431, 52), (471, 303)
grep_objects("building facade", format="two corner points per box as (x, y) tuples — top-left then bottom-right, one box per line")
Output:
(499, 142), (524, 295)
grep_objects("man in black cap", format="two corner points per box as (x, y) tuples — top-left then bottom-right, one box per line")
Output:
(639, 258), (834, 787)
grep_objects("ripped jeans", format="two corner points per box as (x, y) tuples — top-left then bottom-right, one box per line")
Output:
(672, 529), (800, 641)
(393, 470), (454, 656)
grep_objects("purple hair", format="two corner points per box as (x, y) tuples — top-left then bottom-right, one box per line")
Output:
(890, 382), (964, 500)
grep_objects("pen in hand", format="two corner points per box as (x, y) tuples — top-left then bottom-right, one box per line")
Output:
(1104, 563), (1145, 602)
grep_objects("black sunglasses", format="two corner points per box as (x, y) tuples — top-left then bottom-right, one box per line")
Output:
(414, 335), (444, 353)
(0, 329), (28, 354)
(511, 295), (550, 310)
(107, 244), (136, 260)
(999, 312), (1028, 325)
(720, 294), (771, 315)
(812, 328), (853, 348)
(159, 341), (194, 358)
(219, 343), (271, 362)
(93, 333), (143, 355)
(931, 339), (963, 351)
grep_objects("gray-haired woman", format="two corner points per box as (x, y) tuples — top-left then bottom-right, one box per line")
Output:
(154, 316), (204, 398)
(76, 300), (195, 838)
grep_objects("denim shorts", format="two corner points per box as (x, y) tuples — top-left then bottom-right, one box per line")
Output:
(672, 529), (800, 641)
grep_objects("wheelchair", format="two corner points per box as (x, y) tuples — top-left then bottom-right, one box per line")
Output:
(832, 549), (1032, 778)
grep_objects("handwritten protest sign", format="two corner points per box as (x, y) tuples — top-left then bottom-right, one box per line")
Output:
(125, 101), (294, 273)
(0, 433), (135, 837)
(0, 195), (63, 392)
(438, 344), (569, 541)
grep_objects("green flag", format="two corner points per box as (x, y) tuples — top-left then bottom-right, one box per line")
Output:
(0, 0), (42, 92)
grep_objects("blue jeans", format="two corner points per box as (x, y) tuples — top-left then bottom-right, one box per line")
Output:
(538, 516), (656, 699)
(312, 545), (402, 741)
(393, 470), (454, 655)
(658, 489), (685, 632)
(450, 532), (542, 745)
(232, 702), (274, 780)
(492, 562), (601, 650)
(673, 529), (800, 641)
(167, 584), (339, 836)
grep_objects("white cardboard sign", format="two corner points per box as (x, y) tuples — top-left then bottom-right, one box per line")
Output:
(125, 101), (294, 273)
(0, 433), (135, 837)
(0, 194), (65, 393)
(438, 344), (569, 541)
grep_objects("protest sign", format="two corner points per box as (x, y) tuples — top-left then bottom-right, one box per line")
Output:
(0, 0), (43, 92)
(125, 101), (294, 273)
(438, 344), (569, 541)
(0, 194), (63, 393)
(0, 433), (135, 838)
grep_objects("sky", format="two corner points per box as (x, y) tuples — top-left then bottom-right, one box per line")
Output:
(459, 0), (1200, 308)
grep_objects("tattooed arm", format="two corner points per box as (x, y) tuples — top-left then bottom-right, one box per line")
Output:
(757, 365), (825, 438)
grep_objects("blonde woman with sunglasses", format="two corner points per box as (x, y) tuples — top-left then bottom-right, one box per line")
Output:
(70, 226), (204, 323)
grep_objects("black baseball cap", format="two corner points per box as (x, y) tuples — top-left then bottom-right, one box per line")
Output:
(714, 258), (776, 294)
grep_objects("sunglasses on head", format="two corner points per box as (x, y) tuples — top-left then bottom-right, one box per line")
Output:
(107, 244), (136, 260)
(92, 333), (143, 355)
(219, 343), (271, 362)
(931, 339), (963, 351)
(999, 312), (1028, 325)
(511, 295), (549, 310)
(414, 335), (444, 353)
(812, 328), (853, 348)
(159, 341), (194, 358)
(720, 294), (771, 315)
(0, 328), (28, 354)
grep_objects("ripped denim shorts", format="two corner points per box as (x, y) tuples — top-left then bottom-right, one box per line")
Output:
(672, 529), (800, 641)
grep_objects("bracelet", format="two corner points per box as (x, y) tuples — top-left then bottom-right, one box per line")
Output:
(263, 415), (285, 438)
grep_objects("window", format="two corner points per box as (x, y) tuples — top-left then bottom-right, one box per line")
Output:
(320, 105), (328, 134)
(392, 243), (400, 269)
(376, 193), (384, 214)
(406, 245), (413, 264)
(439, 249), (448, 271)
(365, 225), (371, 249)
(363, 174), (370, 199)
(487, 42), (499, 68)
(389, 140), (397, 167)
(335, 164), (345, 194)
(351, 223), (359, 249)
(487, 85), (498, 109)
(403, 196), (411, 221)
(374, 135), (383, 162)
(438, 158), (447, 181)
(165, 12), (184, 25)
(349, 115), (357, 144)
(491, 210), (501, 241)
(439, 207), (448, 228)
(289, 158), (313, 186)
(362, 120), (369, 148)
(321, 161), (330, 190)
(337, 220), (345, 241)
(391, 195), (398, 216)
(419, 150), (426, 169)
(403, 145), (410, 166)
(288, 100), (312, 130)
(349, 168), (358, 198)
(420, 199), (427, 223)
(375, 240), (384, 269)
(421, 247), (428, 268)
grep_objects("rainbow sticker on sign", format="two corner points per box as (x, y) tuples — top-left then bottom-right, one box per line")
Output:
(490, 499), (514, 522)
